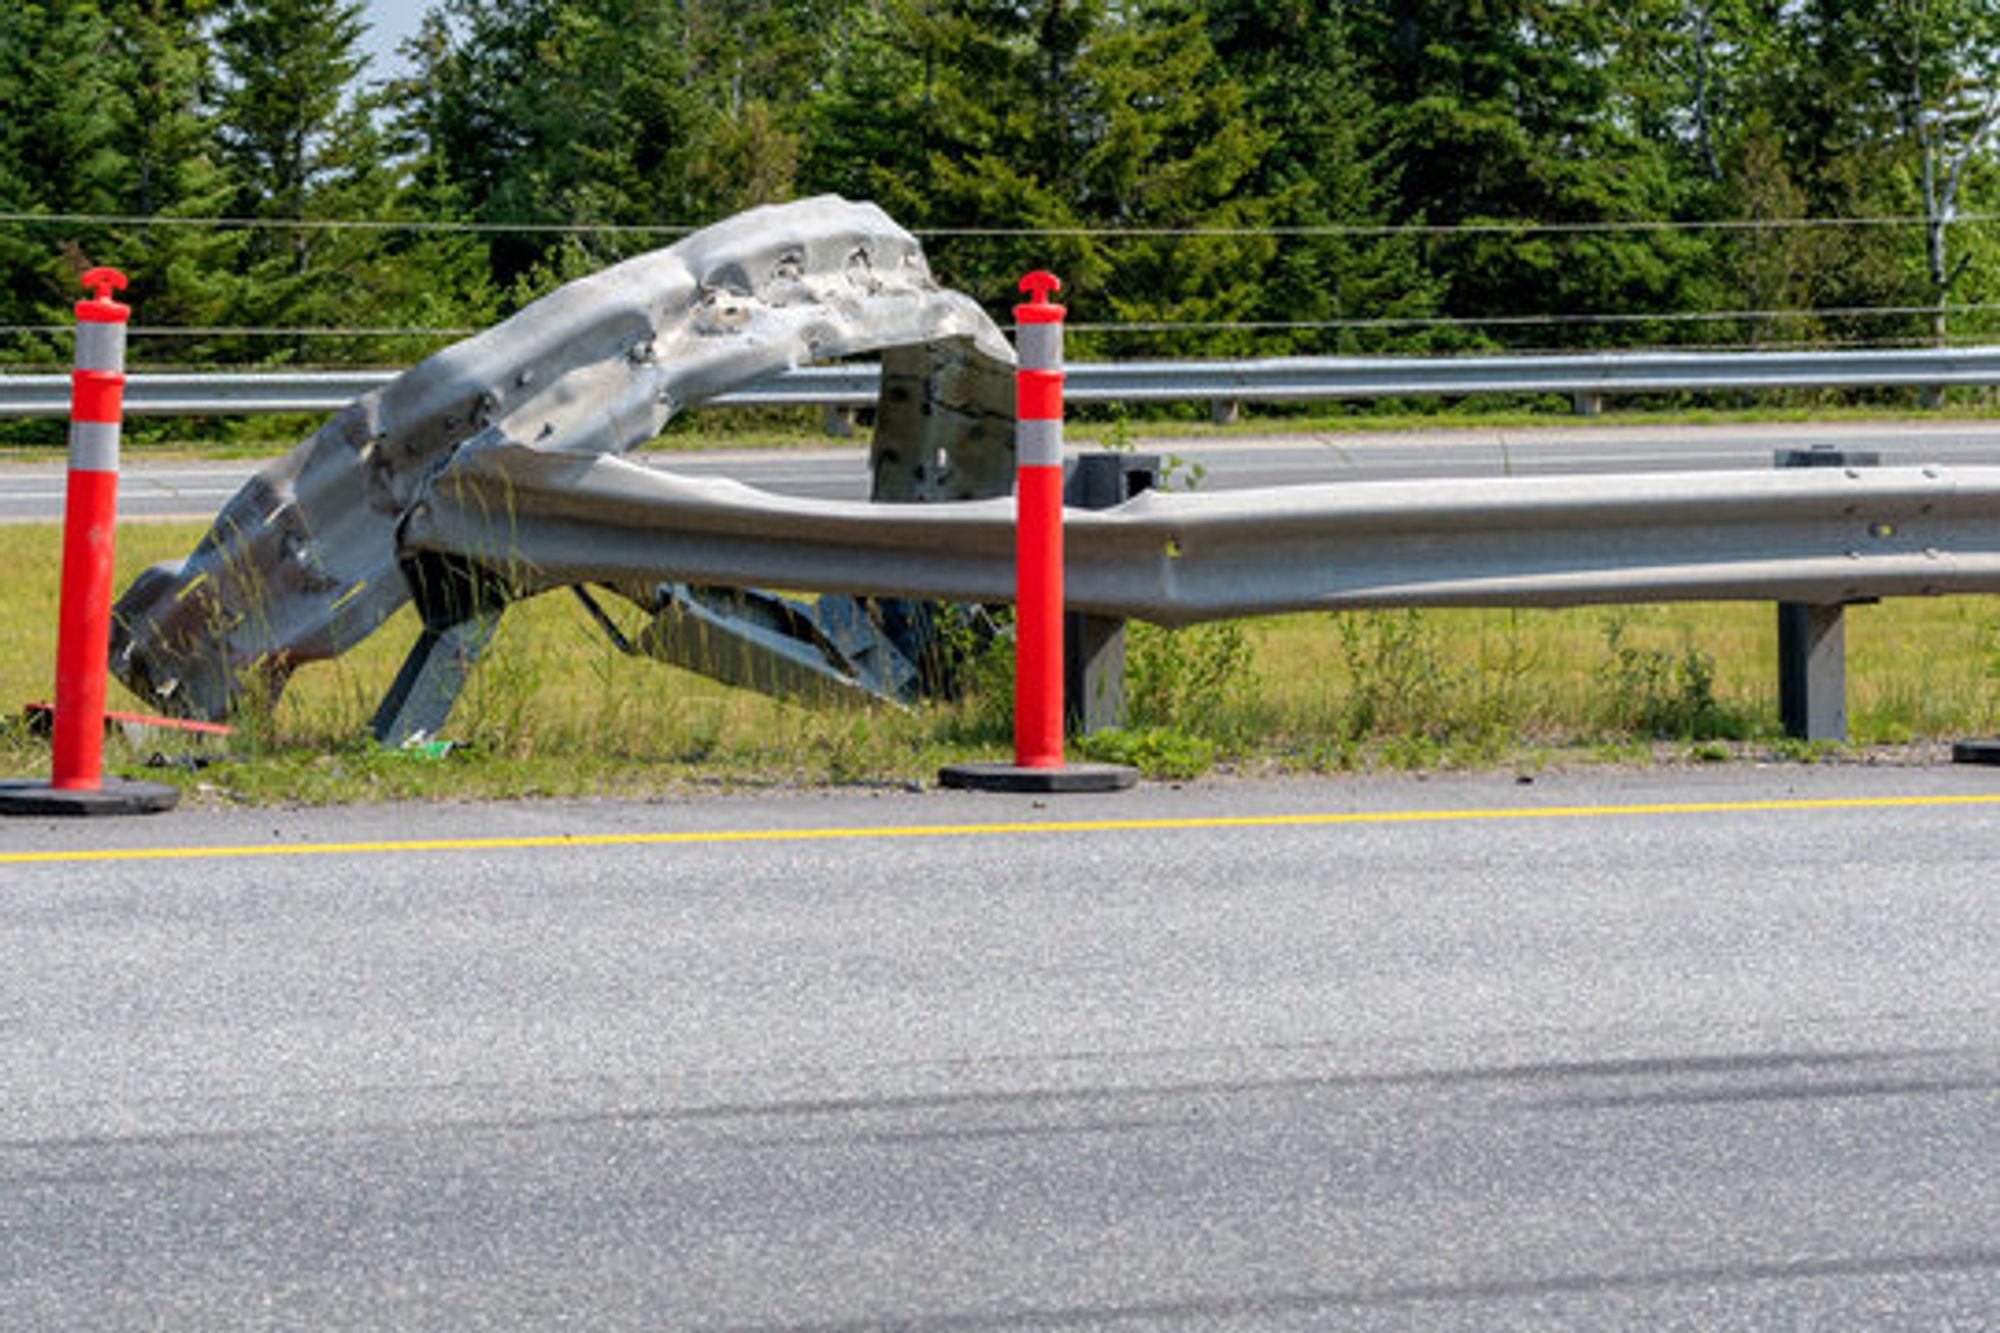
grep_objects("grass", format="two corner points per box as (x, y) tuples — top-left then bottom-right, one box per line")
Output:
(1065, 394), (2000, 442)
(3, 520), (1998, 804)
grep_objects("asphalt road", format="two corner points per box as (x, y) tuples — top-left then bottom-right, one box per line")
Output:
(2, 768), (1995, 1329)
(7, 419), (2000, 521)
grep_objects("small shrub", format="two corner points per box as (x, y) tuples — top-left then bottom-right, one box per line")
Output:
(1595, 611), (1750, 741)
(931, 611), (1016, 746)
(1124, 620), (1258, 739)
(1075, 726), (1216, 779)
(1335, 609), (1459, 740)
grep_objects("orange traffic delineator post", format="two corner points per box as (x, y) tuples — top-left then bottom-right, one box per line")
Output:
(941, 272), (1135, 794)
(1, 269), (179, 817)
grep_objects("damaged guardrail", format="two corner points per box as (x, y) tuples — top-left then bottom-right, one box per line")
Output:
(110, 196), (1021, 725)
(99, 196), (2000, 749)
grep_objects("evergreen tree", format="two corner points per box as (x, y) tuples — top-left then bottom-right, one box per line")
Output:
(115, 0), (248, 370)
(680, 0), (874, 211)
(4, 0), (1993, 377)
(1206, 2), (1441, 353)
(2, 1), (251, 384)
(1081, 5), (1279, 357)
(1348, 1), (1707, 350)
(0, 1), (131, 366)
(410, 0), (714, 290)
(848, 1), (1275, 358)
(373, 10), (501, 362)
(798, 0), (934, 204)
(211, 0), (387, 363)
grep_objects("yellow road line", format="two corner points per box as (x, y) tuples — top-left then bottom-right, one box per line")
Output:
(5, 792), (2000, 867)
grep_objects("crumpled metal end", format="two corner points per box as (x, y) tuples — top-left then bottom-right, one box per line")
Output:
(109, 197), (1015, 723)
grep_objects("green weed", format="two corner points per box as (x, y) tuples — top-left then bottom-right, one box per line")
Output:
(1594, 610), (1755, 741)
(1124, 620), (1258, 739)
(1074, 726), (1217, 779)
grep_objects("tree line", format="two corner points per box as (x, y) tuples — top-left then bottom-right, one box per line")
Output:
(3, 0), (1998, 373)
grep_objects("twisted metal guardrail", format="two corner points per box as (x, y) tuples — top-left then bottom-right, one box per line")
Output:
(76, 198), (2000, 751)
(5, 346), (2000, 418)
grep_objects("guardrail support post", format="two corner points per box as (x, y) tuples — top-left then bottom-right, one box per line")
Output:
(1775, 447), (1878, 743)
(369, 619), (501, 748)
(1571, 391), (1604, 417)
(369, 553), (513, 748)
(1777, 603), (1847, 742)
(1065, 452), (1158, 735)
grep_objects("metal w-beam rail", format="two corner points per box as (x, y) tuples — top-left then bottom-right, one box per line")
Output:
(404, 448), (2000, 622)
(5, 346), (2000, 417)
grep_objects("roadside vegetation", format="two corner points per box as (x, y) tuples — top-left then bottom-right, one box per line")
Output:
(3, 521), (1995, 804)
(6, 2), (2000, 396)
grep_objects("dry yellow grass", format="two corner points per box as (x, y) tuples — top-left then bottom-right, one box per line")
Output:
(3, 520), (1997, 798)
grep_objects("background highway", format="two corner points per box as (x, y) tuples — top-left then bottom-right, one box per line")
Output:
(2, 768), (1994, 1329)
(7, 419), (2000, 522)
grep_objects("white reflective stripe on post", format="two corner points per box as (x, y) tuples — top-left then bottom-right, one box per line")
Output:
(74, 321), (127, 373)
(1016, 416), (1063, 468)
(67, 419), (120, 473)
(1016, 322), (1063, 372)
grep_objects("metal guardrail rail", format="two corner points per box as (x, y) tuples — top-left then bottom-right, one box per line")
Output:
(6, 346), (2000, 418)
(392, 449), (2000, 747)
(406, 450), (2000, 623)
(0, 368), (879, 417)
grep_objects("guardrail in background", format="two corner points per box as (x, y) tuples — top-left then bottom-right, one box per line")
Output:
(5, 346), (2000, 419)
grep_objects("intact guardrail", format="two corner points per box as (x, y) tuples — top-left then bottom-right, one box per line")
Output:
(409, 450), (2000, 623)
(397, 449), (2000, 746)
(4, 346), (2000, 419)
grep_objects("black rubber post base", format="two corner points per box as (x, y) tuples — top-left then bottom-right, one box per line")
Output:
(0, 777), (181, 817)
(1950, 739), (2000, 766)
(938, 761), (1138, 794)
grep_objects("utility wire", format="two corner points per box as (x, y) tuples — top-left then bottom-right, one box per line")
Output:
(0, 212), (692, 236)
(0, 325), (481, 338)
(1066, 304), (2000, 333)
(923, 217), (2000, 238)
(4, 304), (1995, 342)
(4, 210), (2000, 239)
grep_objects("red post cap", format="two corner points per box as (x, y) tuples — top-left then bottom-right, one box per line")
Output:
(1015, 270), (1065, 324)
(77, 267), (130, 324)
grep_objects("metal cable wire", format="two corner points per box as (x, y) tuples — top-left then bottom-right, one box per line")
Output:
(4, 303), (1995, 342)
(4, 210), (1999, 238)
